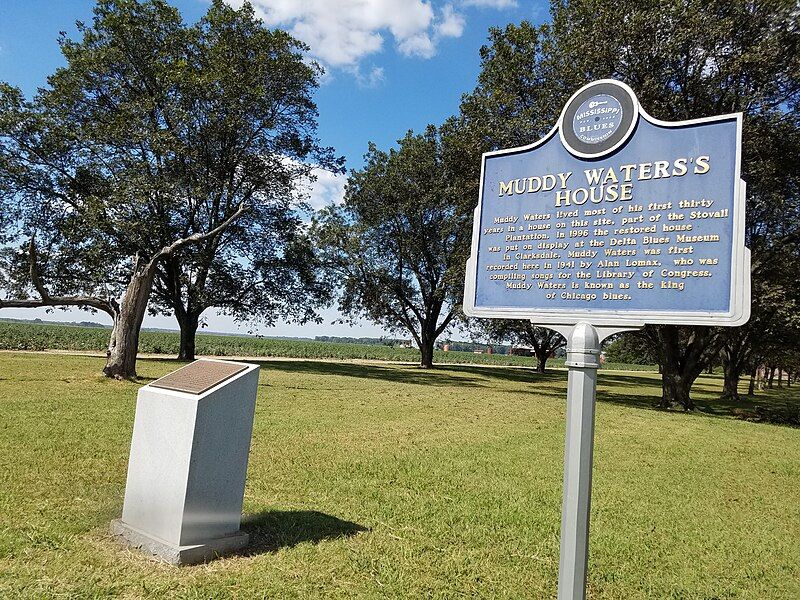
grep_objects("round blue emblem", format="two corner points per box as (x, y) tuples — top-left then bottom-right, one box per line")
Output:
(572, 93), (624, 145)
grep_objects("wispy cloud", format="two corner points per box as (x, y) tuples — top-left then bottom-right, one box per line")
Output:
(230, 0), (440, 66)
(437, 4), (467, 38)
(346, 64), (386, 88)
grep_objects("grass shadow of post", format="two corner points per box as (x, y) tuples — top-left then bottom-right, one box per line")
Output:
(239, 510), (368, 555)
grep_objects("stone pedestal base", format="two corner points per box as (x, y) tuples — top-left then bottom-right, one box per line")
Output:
(111, 519), (249, 565)
(112, 359), (259, 565)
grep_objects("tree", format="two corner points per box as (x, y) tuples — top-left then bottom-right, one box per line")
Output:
(474, 319), (565, 373)
(603, 333), (659, 367)
(459, 0), (800, 409)
(716, 212), (800, 405)
(1, 0), (212, 378)
(144, 1), (341, 360)
(0, 0), (337, 376)
(719, 267), (800, 401)
(316, 123), (476, 368)
(152, 226), (331, 361)
(638, 325), (722, 409)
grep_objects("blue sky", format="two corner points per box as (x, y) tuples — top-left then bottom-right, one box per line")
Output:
(0, 0), (549, 337)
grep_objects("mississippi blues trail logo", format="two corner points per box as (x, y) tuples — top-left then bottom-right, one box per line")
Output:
(559, 81), (638, 159)
(572, 94), (623, 144)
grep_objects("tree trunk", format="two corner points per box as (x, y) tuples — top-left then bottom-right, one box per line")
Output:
(777, 367), (783, 388)
(176, 310), (200, 361)
(649, 325), (719, 411)
(103, 258), (158, 379)
(720, 343), (747, 402)
(768, 365), (776, 388)
(159, 254), (203, 362)
(747, 365), (757, 397)
(419, 338), (434, 369)
(18, 206), (248, 380)
(535, 348), (548, 373)
(660, 372), (695, 410)
(722, 360), (742, 402)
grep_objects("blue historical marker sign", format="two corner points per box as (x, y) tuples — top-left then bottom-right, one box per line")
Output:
(464, 79), (750, 327)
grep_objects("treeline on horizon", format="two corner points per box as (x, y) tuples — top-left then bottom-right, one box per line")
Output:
(0, 320), (593, 368)
(0, 317), (519, 355)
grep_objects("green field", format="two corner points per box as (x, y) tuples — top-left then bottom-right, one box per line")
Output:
(0, 352), (798, 598)
(0, 321), (664, 371)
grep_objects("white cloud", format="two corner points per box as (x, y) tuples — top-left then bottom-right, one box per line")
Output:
(281, 156), (347, 210)
(304, 168), (347, 210)
(462, 0), (517, 8)
(229, 0), (465, 68)
(346, 65), (386, 88)
(397, 33), (437, 59)
(437, 4), (466, 38)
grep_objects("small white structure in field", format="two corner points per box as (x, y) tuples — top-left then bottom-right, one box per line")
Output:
(111, 359), (259, 565)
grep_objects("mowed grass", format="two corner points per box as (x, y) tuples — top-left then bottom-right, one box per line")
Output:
(0, 353), (798, 598)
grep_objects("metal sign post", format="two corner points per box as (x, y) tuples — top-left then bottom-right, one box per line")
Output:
(551, 323), (638, 600)
(462, 79), (749, 599)
(559, 323), (601, 600)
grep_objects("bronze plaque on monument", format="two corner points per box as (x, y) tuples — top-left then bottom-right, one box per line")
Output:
(150, 360), (249, 395)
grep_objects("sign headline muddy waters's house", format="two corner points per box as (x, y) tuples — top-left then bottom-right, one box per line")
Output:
(463, 79), (750, 600)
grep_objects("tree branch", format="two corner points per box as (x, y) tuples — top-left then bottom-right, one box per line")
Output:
(0, 237), (117, 317)
(434, 309), (456, 338)
(152, 202), (249, 264)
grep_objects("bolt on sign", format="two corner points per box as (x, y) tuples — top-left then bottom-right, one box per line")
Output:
(464, 79), (750, 327)
(463, 80), (750, 600)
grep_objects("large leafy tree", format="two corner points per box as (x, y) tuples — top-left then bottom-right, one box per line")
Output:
(0, 0), (338, 375)
(1, 0), (207, 378)
(145, 1), (341, 360)
(316, 123), (476, 368)
(460, 0), (800, 409)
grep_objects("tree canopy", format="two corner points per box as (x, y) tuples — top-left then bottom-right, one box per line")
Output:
(0, 0), (339, 376)
(316, 123), (477, 367)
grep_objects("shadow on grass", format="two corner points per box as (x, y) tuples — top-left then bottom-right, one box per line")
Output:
(692, 386), (800, 425)
(251, 359), (489, 388)
(134, 356), (567, 388)
(133, 357), (799, 426)
(135, 356), (565, 388)
(444, 364), (565, 386)
(597, 372), (660, 389)
(597, 372), (760, 414)
(597, 371), (800, 426)
(239, 510), (368, 554)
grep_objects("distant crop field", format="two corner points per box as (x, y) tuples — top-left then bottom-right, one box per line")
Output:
(0, 321), (657, 371)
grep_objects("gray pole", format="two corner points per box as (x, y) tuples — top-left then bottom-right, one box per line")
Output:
(557, 322), (601, 600)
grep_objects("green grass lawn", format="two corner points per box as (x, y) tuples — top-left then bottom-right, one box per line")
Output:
(0, 353), (798, 598)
